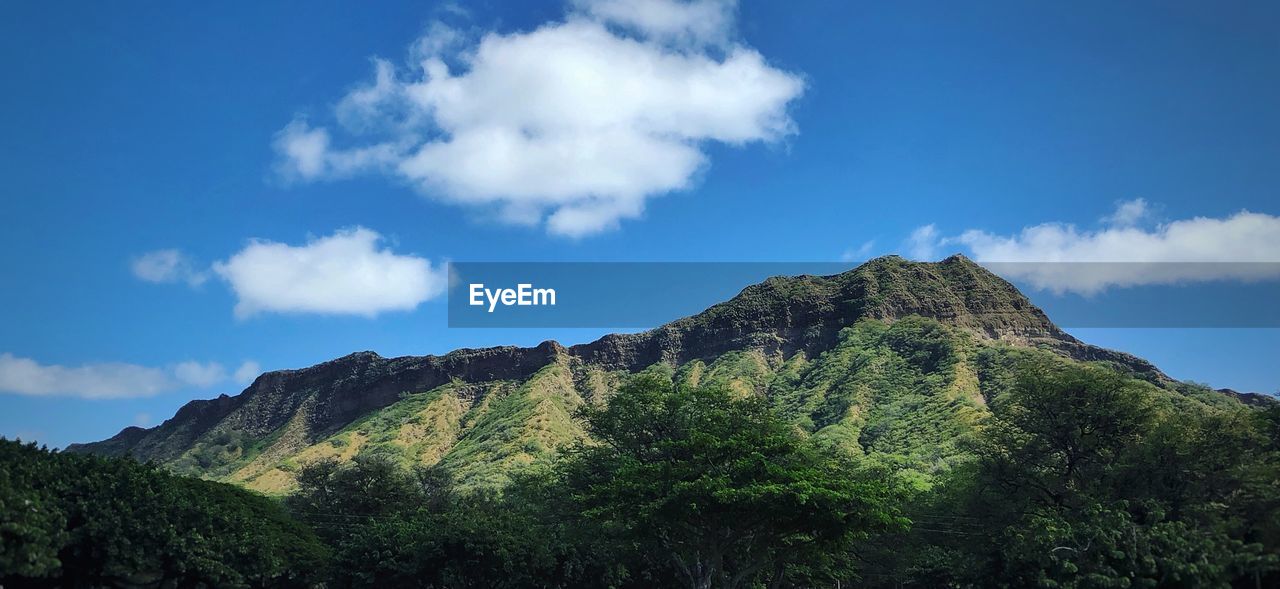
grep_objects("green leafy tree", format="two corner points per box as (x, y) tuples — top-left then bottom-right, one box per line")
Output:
(333, 490), (564, 588)
(942, 360), (1280, 588)
(0, 441), (67, 580)
(557, 374), (907, 589)
(0, 439), (327, 588)
(976, 359), (1156, 511)
(286, 454), (421, 542)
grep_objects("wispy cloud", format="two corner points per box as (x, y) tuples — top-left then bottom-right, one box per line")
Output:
(172, 361), (228, 389)
(0, 354), (246, 399)
(1100, 197), (1153, 227)
(131, 249), (208, 287)
(840, 240), (875, 262)
(271, 0), (804, 237)
(233, 360), (261, 384)
(572, 0), (739, 48)
(904, 225), (940, 261)
(908, 200), (1280, 294)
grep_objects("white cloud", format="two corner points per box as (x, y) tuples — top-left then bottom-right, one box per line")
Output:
(272, 1), (804, 237)
(173, 361), (227, 388)
(0, 354), (233, 399)
(271, 120), (401, 182)
(212, 227), (446, 318)
(409, 21), (465, 61)
(913, 201), (1280, 294)
(131, 249), (208, 287)
(335, 58), (403, 133)
(133, 413), (152, 427)
(841, 240), (875, 262)
(1101, 197), (1152, 227)
(133, 228), (447, 318)
(233, 360), (261, 385)
(573, 0), (737, 47)
(905, 224), (941, 261)
(273, 120), (331, 181)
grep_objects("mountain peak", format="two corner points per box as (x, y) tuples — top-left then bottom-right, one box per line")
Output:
(70, 256), (1172, 467)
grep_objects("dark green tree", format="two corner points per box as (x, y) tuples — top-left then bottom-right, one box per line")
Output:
(285, 454), (421, 542)
(332, 489), (564, 588)
(557, 374), (907, 589)
(0, 439), (327, 588)
(0, 441), (67, 580)
(976, 359), (1156, 511)
(942, 360), (1280, 588)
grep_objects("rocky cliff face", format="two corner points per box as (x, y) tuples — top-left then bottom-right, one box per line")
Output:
(567, 254), (1163, 378)
(67, 255), (1189, 486)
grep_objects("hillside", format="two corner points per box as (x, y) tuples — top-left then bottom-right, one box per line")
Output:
(68, 255), (1247, 493)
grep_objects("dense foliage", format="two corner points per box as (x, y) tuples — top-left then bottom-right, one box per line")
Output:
(559, 374), (908, 588)
(5, 320), (1280, 587)
(862, 359), (1280, 588)
(0, 440), (327, 588)
(268, 375), (905, 588)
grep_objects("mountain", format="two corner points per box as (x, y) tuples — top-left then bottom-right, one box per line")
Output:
(67, 255), (1250, 493)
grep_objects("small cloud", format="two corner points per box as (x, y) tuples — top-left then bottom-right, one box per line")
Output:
(135, 228), (448, 319)
(1101, 198), (1152, 227)
(233, 360), (261, 385)
(439, 3), (469, 18)
(172, 361), (227, 388)
(905, 224), (941, 261)
(272, 120), (332, 181)
(271, 120), (401, 182)
(131, 249), (208, 287)
(133, 413), (152, 427)
(0, 354), (234, 399)
(213, 227), (447, 318)
(408, 21), (465, 62)
(335, 58), (408, 133)
(841, 240), (875, 262)
(572, 0), (738, 48)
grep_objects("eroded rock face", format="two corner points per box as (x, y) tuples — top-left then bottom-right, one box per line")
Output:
(66, 255), (1177, 462)
(1217, 388), (1279, 407)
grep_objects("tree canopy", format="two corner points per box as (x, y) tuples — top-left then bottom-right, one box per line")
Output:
(0, 439), (327, 588)
(4, 350), (1279, 588)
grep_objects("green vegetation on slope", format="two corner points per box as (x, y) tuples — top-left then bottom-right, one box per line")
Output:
(322, 358), (1280, 588)
(866, 358), (1280, 587)
(164, 316), (1253, 498)
(222, 360), (590, 494)
(5, 357), (1279, 587)
(436, 361), (588, 488)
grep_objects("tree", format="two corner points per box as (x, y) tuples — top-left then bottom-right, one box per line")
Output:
(557, 374), (907, 589)
(333, 490), (564, 589)
(0, 439), (327, 588)
(285, 454), (421, 542)
(976, 359), (1155, 511)
(949, 360), (1280, 588)
(0, 441), (66, 580)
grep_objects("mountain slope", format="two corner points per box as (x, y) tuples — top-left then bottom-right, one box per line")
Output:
(68, 255), (1244, 493)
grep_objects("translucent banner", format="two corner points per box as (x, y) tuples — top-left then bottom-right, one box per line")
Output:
(446, 261), (1280, 328)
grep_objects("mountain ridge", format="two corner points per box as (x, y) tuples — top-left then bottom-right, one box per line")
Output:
(69, 254), (1230, 491)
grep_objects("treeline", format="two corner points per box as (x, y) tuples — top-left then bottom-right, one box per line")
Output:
(874, 359), (1280, 587)
(4, 360), (1280, 588)
(0, 438), (327, 587)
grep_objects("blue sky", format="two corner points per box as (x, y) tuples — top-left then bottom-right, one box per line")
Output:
(2, 0), (1278, 449)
